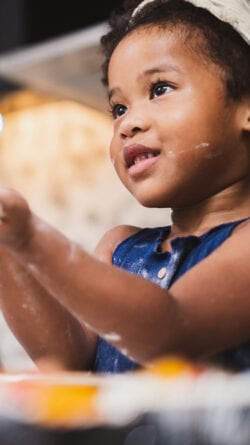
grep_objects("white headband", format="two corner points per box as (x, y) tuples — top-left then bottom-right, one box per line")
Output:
(130, 0), (250, 45)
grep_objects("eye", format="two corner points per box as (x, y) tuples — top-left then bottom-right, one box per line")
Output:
(110, 103), (127, 119)
(150, 81), (173, 99)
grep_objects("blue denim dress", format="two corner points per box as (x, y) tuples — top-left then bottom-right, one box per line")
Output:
(93, 218), (250, 373)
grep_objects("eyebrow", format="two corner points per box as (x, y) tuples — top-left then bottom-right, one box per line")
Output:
(108, 64), (182, 101)
(140, 63), (182, 78)
(108, 87), (121, 102)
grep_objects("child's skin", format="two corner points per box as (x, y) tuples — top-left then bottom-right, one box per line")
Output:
(0, 24), (249, 370)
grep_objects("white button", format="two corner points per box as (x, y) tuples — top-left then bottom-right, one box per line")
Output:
(157, 267), (167, 279)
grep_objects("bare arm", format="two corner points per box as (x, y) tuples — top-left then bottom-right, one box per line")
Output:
(0, 204), (137, 371)
(0, 246), (99, 371)
(1, 188), (250, 365)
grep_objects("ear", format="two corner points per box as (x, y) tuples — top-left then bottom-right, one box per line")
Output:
(240, 99), (250, 132)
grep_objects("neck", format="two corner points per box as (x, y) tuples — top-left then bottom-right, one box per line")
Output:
(170, 177), (250, 238)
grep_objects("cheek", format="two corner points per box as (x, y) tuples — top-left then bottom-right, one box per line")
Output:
(167, 106), (193, 126)
(109, 135), (117, 164)
(109, 141), (114, 164)
(109, 138), (124, 178)
(164, 92), (198, 124)
(161, 93), (223, 144)
(109, 128), (124, 158)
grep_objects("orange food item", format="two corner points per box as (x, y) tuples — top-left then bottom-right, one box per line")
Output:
(32, 382), (98, 427)
(144, 355), (206, 378)
(2, 373), (102, 428)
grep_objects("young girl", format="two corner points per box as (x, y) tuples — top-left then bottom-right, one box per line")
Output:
(0, 0), (249, 374)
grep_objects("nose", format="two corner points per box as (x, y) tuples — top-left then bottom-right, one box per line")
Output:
(119, 107), (150, 138)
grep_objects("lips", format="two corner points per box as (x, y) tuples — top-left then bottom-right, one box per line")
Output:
(123, 144), (160, 168)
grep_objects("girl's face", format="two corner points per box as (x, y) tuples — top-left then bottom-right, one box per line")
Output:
(108, 26), (248, 208)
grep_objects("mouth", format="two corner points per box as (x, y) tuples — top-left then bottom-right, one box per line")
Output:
(124, 144), (160, 169)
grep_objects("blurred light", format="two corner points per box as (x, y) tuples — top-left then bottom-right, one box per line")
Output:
(0, 114), (4, 133)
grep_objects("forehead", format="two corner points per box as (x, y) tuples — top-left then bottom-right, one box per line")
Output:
(108, 25), (208, 86)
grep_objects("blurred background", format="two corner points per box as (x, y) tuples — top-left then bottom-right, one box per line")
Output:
(0, 0), (171, 370)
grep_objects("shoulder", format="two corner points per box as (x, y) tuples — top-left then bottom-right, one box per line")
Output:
(222, 217), (250, 251)
(229, 217), (250, 251)
(169, 218), (250, 358)
(93, 225), (141, 264)
(232, 217), (250, 236)
(199, 217), (250, 268)
(173, 217), (250, 296)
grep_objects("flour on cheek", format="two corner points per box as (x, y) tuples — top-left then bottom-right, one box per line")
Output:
(194, 142), (210, 150)
(194, 142), (222, 159)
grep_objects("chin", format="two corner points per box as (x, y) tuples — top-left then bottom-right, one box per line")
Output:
(128, 180), (181, 209)
(135, 188), (197, 209)
(135, 193), (170, 209)
(127, 181), (191, 208)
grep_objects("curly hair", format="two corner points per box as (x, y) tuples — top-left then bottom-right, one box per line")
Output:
(100, 0), (250, 100)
